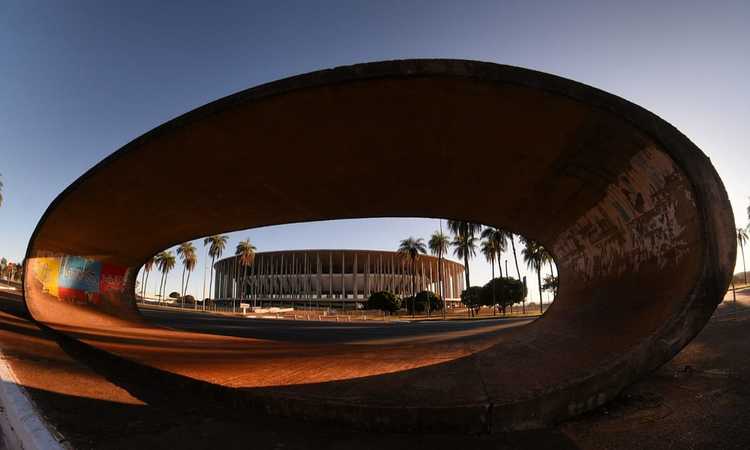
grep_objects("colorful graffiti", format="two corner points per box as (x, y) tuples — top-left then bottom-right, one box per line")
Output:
(31, 255), (129, 305)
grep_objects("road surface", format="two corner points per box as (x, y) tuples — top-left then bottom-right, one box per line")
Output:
(139, 306), (532, 344)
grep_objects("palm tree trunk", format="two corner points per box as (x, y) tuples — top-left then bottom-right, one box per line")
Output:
(511, 234), (524, 313)
(208, 256), (216, 301)
(163, 270), (169, 304)
(185, 269), (193, 309)
(510, 235), (521, 280)
(440, 255), (445, 320)
(180, 266), (186, 307)
(537, 265), (543, 314)
(496, 253), (503, 278)
(491, 258), (496, 316)
(463, 253), (470, 289)
(202, 247), (208, 302)
(548, 259), (556, 298)
(411, 259), (416, 318)
(741, 242), (747, 284)
(143, 270), (150, 301)
(139, 268), (146, 300)
(159, 271), (165, 304)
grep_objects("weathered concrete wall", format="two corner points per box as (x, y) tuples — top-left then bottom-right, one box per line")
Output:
(22, 59), (735, 431)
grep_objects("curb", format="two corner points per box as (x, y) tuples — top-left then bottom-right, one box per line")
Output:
(0, 347), (66, 450)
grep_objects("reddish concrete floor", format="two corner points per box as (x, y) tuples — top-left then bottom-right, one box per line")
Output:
(1, 289), (749, 448)
(0, 291), (574, 449)
(27, 283), (537, 433)
(561, 287), (750, 449)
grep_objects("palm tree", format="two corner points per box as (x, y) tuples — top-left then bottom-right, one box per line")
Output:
(204, 235), (228, 302)
(539, 246), (555, 303)
(738, 228), (748, 284)
(155, 251), (176, 303)
(154, 252), (166, 301)
(140, 255), (156, 300)
(177, 242), (197, 301)
(451, 232), (477, 288)
(235, 238), (257, 309)
(398, 237), (427, 317)
(183, 251), (198, 307)
(481, 227), (508, 278)
(447, 220), (482, 288)
(499, 229), (521, 281)
(429, 228), (451, 319)
(521, 237), (545, 314)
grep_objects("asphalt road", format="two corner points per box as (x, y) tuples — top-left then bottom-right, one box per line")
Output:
(139, 306), (533, 344)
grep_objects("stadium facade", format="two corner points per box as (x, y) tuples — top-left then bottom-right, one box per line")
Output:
(213, 249), (465, 306)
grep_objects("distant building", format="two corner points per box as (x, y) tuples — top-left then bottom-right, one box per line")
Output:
(213, 249), (465, 306)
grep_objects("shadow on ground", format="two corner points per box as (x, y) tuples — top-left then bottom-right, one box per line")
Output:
(2, 293), (750, 449)
(1, 294), (574, 449)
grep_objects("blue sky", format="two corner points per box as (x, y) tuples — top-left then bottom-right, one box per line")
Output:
(1, 0), (748, 300)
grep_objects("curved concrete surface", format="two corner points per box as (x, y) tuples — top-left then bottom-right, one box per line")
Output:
(23, 59), (735, 432)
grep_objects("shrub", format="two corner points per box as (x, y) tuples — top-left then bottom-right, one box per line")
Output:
(367, 291), (401, 312)
(407, 290), (443, 313)
(168, 291), (180, 299)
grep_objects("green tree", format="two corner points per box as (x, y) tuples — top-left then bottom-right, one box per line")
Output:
(460, 286), (483, 316)
(367, 291), (401, 313)
(447, 220), (482, 288)
(480, 277), (526, 314)
(542, 274), (558, 297)
(235, 238), (257, 308)
(398, 237), (427, 317)
(0, 258), (7, 280)
(204, 235), (228, 301)
(428, 228), (451, 319)
(738, 228), (748, 284)
(140, 255), (156, 300)
(177, 242), (197, 303)
(155, 251), (176, 303)
(413, 290), (443, 314)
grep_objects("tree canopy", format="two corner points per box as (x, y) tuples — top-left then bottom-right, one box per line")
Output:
(367, 291), (401, 312)
(405, 290), (443, 314)
(460, 286), (483, 313)
(480, 277), (526, 312)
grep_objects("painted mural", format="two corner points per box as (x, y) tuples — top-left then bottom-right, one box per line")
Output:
(30, 255), (130, 305)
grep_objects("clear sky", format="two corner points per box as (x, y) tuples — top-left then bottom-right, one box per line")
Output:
(1, 0), (748, 300)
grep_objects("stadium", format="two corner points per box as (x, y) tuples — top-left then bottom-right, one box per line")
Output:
(213, 249), (466, 307)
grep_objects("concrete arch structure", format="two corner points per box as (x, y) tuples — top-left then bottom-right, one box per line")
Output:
(213, 249), (466, 304)
(23, 59), (734, 432)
